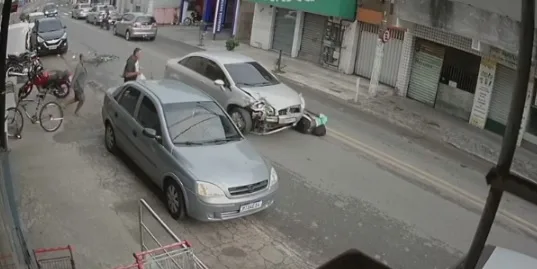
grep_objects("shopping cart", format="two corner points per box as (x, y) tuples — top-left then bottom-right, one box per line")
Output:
(114, 241), (206, 269)
(33, 245), (76, 269)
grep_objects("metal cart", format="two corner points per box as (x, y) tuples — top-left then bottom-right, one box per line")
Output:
(33, 245), (76, 269)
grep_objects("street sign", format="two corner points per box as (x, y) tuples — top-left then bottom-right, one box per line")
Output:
(381, 29), (390, 43)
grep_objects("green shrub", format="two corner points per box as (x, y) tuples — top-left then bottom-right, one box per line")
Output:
(225, 38), (240, 51)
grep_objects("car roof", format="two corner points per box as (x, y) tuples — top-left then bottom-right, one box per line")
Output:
(188, 51), (255, 65)
(44, 3), (56, 7)
(135, 79), (213, 104)
(36, 17), (60, 23)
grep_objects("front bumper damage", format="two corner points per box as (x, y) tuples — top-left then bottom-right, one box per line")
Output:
(249, 104), (304, 135)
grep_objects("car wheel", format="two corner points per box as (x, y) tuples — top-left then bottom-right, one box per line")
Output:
(230, 107), (253, 134)
(105, 123), (118, 154)
(164, 179), (186, 220)
(125, 30), (131, 41)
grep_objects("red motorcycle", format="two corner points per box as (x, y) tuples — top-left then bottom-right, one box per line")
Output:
(18, 62), (71, 100)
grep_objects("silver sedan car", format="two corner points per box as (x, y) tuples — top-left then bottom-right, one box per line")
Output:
(165, 51), (305, 135)
(101, 79), (278, 221)
(71, 3), (91, 19)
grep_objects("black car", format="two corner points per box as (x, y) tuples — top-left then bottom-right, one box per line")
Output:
(42, 3), (58, 17)
(29, 17), (68, 55)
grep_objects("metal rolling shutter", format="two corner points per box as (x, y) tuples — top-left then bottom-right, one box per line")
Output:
(407, 40), (445, 106)
(488, 65), (516, 125)
(354, 23), (404, 87)
(298, 13), (326, 63)
(355, 23), (378, 79)
(272, 8), (296, 55)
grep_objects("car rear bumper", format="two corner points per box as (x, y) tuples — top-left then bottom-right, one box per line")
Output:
(185, 184), (277, 221)
(131, 29), (157, 38)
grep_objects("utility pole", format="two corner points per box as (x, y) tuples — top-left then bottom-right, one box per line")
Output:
(368, 11), (388, 97)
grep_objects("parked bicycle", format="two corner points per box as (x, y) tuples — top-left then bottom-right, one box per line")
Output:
(6, 86), (64, 139)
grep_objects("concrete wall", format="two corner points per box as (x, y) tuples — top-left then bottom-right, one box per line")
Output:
(435, 83), (474, 120)
(237, 0), (254, 42)
(395, 0), (520, 55)
(338, 20), (359, 74)
(249, 3), (274, 50)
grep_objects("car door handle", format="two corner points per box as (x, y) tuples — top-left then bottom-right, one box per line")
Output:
(132, 130), (137, 137)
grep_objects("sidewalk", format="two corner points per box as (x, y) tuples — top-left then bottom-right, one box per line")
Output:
(158, 26), (537, 180)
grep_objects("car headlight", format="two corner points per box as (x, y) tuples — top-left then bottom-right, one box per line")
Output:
(265, 105), (275, 115)
(250, 100), (266, 111)
(269, 167), (278, 187)
(61, 32), (67, 39)
(299, 93), (305, 109)
(196, 181), (225, 198)
(44, 11), (49, 14)
(37, 36), (44, 43)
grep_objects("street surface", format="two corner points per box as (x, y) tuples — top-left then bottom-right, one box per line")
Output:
(10, 3), (537, 268)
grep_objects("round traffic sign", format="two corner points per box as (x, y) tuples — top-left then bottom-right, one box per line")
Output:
(381, 30), (390, 43)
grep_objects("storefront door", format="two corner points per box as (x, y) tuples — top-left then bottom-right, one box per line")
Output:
(407, 39), (445, 106)
(486, 64), (517, 135)
(298, 13), (326, 63)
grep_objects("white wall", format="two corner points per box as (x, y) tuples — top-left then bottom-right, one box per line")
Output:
(7, 22), (30, 56)
(249, 3), (274, 50)
(338, 20), (359, 74)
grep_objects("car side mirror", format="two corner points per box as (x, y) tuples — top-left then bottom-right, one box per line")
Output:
(142, 128), (161, 141)
(214, 79), (228, 91)
(63, 25), (67, 29)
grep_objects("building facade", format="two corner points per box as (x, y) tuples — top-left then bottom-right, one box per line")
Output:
(246, 0), (358, 72)
(392, 0), (537, 149)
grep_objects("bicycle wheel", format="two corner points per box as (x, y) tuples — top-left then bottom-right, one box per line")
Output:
(38, 101), (64, 132)
(5, 107), (24, 138)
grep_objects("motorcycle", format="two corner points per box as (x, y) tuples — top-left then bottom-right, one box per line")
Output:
(18, 62), (71, 100)
(6, 51), (40, 76)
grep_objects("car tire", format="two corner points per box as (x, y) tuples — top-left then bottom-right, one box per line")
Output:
(125, 30), (131, 41)
(229, 107), (253, 134)
(164, 179), (186, 220)
(105, 123), (118, 154)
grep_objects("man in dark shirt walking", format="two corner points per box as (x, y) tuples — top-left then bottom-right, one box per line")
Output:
(123, 48), (142, 82)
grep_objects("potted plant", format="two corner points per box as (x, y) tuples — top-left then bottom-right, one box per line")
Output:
(225, 38), (240, 51)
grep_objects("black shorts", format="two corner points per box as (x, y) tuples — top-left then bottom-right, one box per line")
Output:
(74, 89), (85, 102)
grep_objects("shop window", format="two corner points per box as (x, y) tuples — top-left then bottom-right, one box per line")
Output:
(439, 47), (481, 93)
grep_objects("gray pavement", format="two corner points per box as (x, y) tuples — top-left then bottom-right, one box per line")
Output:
(10, 5), (537, 269)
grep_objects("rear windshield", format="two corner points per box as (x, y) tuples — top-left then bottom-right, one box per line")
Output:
(135, 16), (156, 24)
(43, 4), (56, 11)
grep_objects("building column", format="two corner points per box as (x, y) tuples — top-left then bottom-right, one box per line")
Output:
(395, 25), (415, 96)
(469, 57), (497, 129)
(249, 3), (275, 50)
(338, 20), (359, 74)
(517, 69), (535, 146)
(290, 11), (304, 58)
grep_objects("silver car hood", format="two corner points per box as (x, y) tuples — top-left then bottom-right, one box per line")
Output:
(172, 140), (269, 189)
(240, 83), (301, 110)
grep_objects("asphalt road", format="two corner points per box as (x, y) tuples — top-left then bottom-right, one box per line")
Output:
(13, 3), (537, 269)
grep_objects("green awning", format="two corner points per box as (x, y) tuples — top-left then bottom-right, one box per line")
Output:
(247, 0), (357, 20)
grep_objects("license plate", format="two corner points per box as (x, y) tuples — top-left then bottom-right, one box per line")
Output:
(48, 45), (58, 50)
(279, 117), (296, 124)
(240, 201), (262, 212)
(143, 25), (151, 29)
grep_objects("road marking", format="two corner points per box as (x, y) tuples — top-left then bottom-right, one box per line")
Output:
(327, 127), (537, 238)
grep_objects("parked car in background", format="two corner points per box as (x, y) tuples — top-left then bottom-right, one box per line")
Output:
(86, 5), (112, 25)
(165, 51), (306, 135)
(113, 13), (157, 41)
(29, 17), (68, 55)
(42, 3), (58, 17)
(101, 79), (278, 221)
(71, 3), (91, 19)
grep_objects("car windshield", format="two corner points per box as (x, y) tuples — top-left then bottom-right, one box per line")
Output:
(38, 20), (62, 33)
(136, 16), (156, 24)
(79, 4), (90, 9)
(164, 101), (241, 146)
(224, 61), (279, 87)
